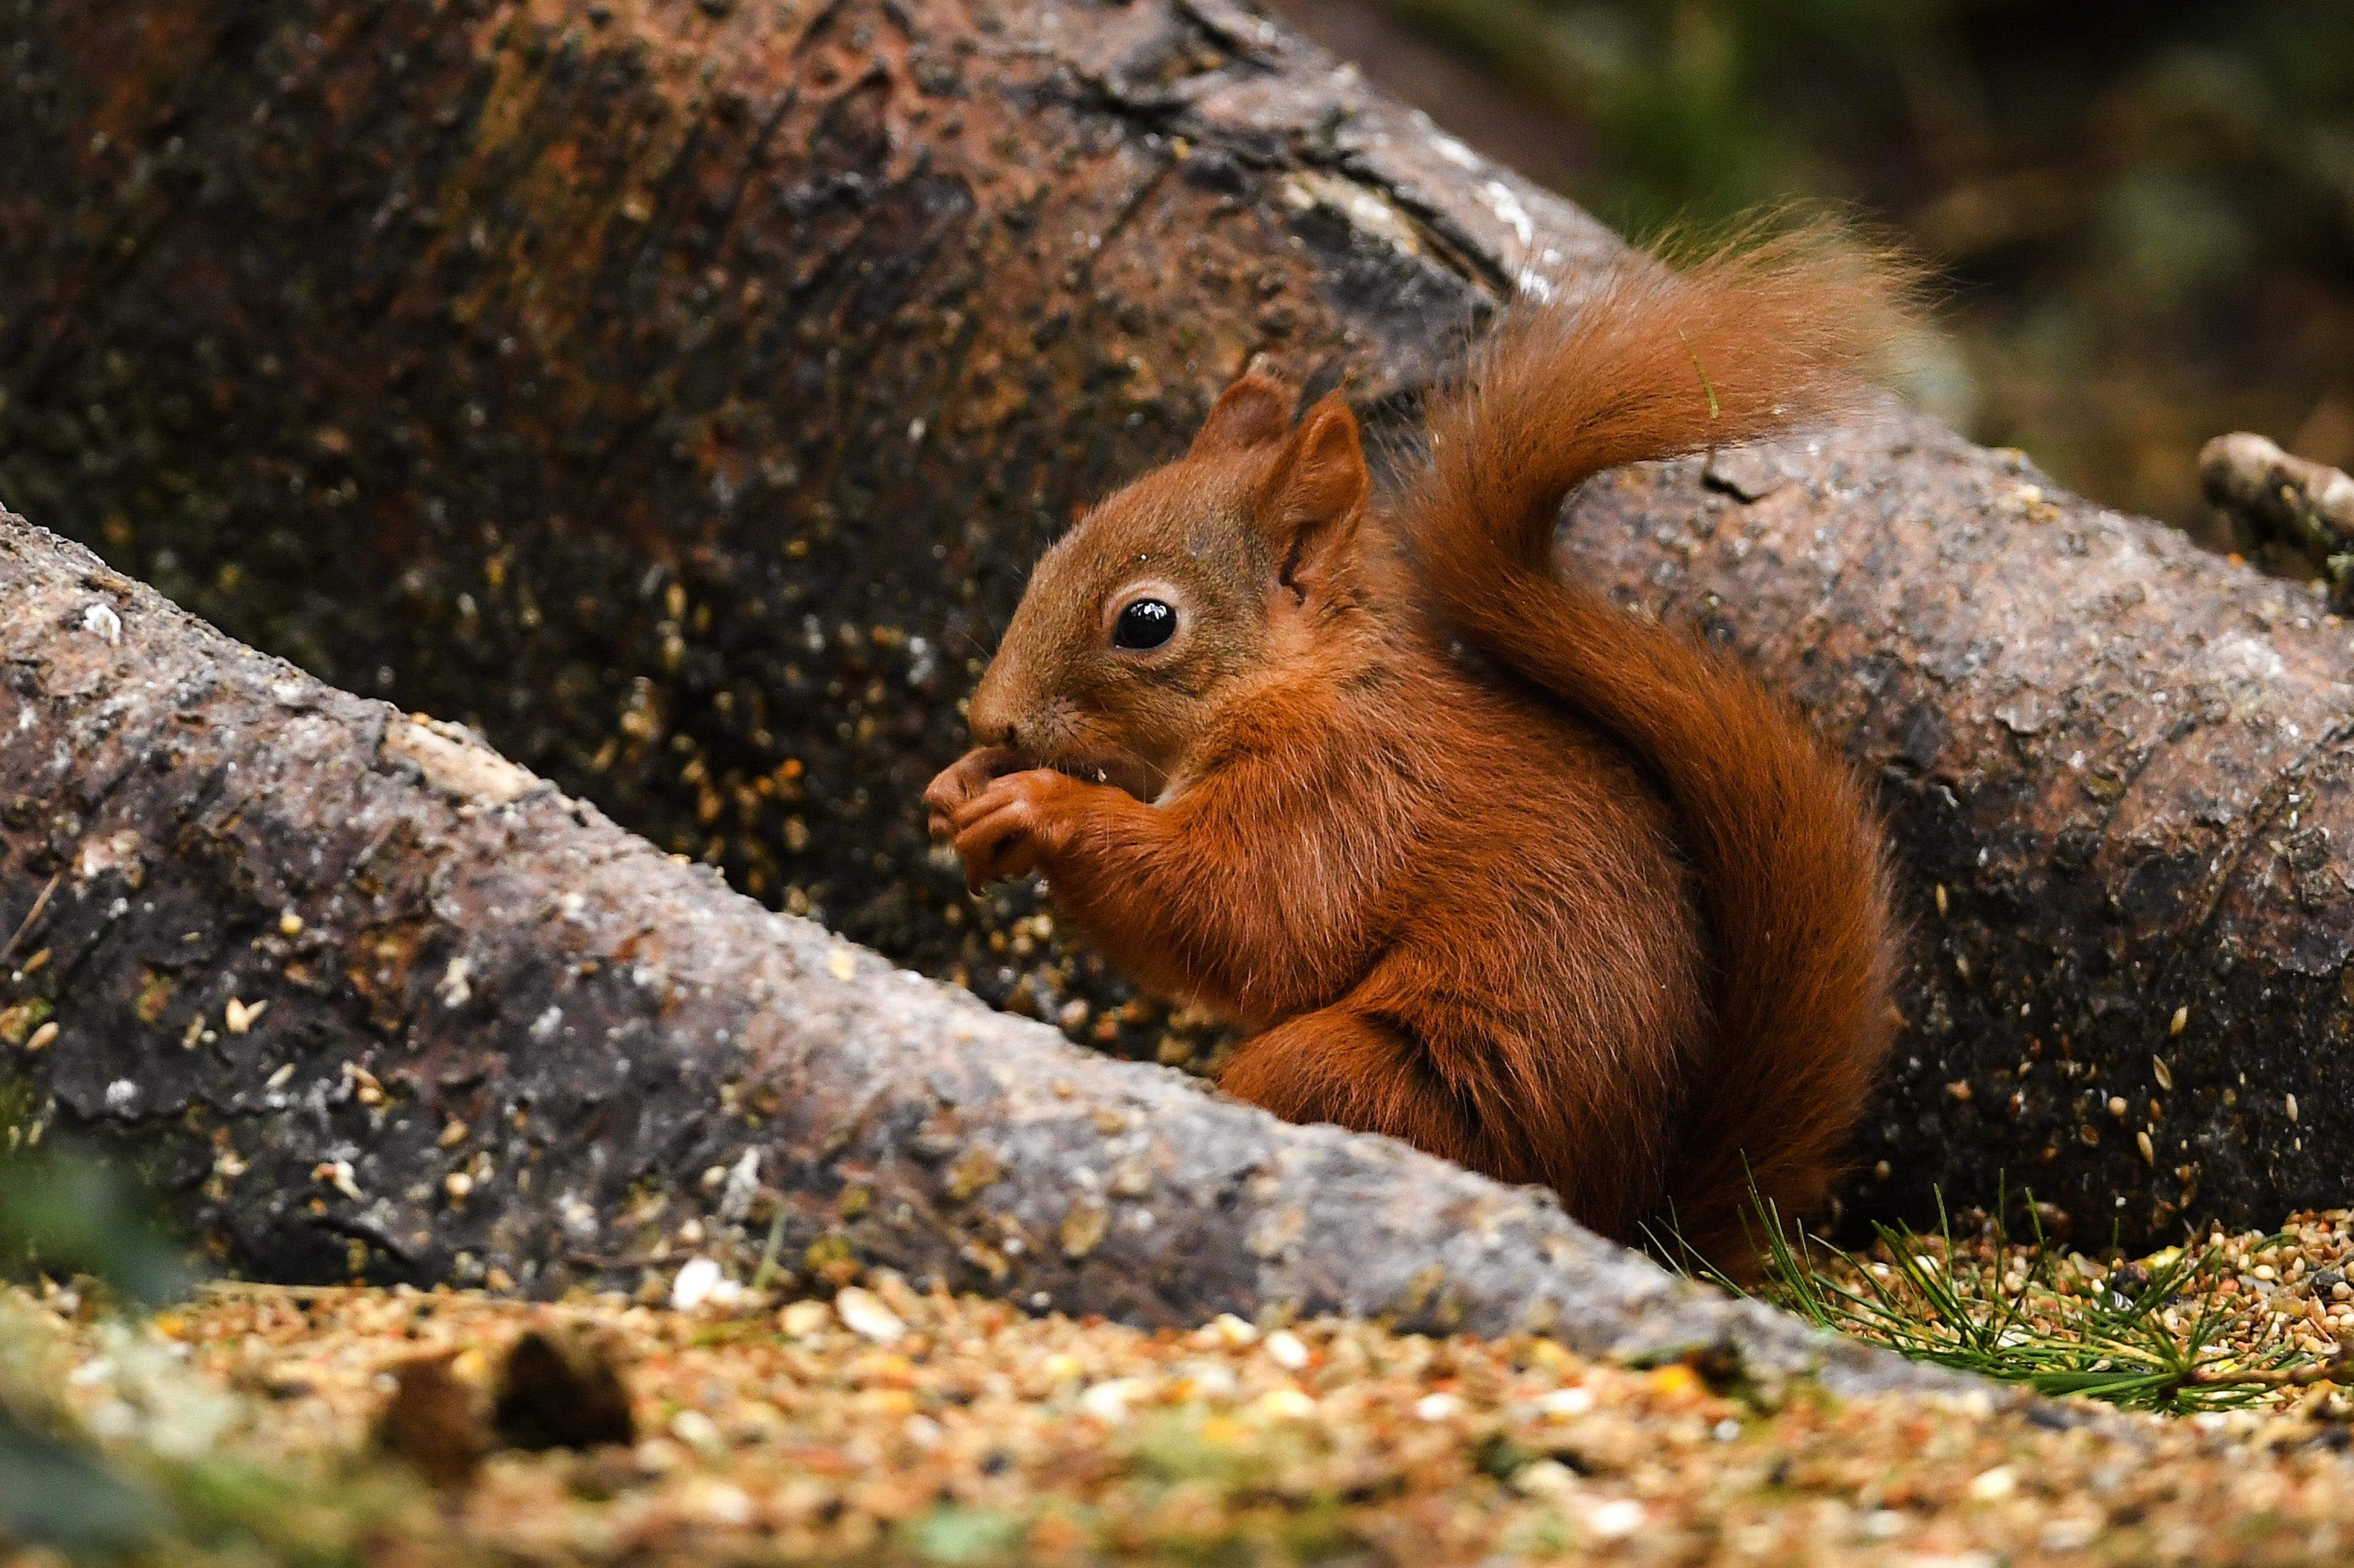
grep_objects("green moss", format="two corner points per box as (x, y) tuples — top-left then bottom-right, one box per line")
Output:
(902, 1502), (1030, 1564)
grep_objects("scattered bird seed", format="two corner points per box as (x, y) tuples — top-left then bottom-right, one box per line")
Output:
(833, 1286), (906, 1344)
(27, 1265), (2354, 1564)
(670, 1258), (724, 1312)
(1264, 1329), (1309, 1370)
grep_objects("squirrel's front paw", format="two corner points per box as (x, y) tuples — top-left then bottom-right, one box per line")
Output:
(947, 768), (1085, 893)
(923, 747), (1024, 841)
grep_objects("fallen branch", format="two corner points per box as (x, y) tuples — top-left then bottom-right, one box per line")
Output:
(0, 513), (1957, 1396)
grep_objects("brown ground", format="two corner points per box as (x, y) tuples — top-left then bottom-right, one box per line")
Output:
(14, 1251), (2354, 1567)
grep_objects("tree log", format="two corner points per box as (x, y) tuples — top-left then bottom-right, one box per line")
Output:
(1568, 424), (2354, 1246)
(2, 0), (2353, 1249)
(0, 512), (1959, 1396)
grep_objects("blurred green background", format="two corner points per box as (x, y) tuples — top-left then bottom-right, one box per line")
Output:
(1265, 0), (2354, 540)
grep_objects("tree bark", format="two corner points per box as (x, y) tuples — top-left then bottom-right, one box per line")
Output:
(1570, 421), (2354, 1247)
(0, 512), (1959, 1396)
(1, 0), (2352, 1250)
(1, 0), (1578, 1068)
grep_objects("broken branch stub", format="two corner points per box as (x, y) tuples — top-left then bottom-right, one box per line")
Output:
(2199, 431), (2354, 604)
(0, 514), (1955, 1396)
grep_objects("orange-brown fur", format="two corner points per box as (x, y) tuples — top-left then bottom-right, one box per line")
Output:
(924, 226), (1905, 1274)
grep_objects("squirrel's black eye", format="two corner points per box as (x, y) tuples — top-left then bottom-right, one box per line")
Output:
(1113, 598), (1177, 650)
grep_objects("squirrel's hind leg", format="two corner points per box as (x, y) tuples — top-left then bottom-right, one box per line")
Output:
(1215, 1006), (1487, 1175)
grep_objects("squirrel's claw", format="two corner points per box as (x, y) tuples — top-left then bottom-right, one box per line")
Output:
(950, 803), (1034, 892)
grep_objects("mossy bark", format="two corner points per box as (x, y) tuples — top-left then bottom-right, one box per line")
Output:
(2, 0), (2352, 1249)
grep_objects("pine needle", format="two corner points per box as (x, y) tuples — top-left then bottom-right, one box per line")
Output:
(1665, 1181), (2349, 1416)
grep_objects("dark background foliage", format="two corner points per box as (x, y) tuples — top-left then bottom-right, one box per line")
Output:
(1265, 0), (2354, 539)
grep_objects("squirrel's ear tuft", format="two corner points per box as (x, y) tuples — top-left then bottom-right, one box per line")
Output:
(1266, 395), (1368, 532)
(1258, 394), (1369, 603)
(1188, 372), (1294, 457)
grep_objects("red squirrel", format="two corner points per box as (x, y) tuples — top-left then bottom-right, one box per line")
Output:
(923, 227), (1906, 1274)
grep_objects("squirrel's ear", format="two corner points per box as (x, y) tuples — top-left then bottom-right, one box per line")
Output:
(1258, 394), (1369, 604)
(1188, 372), (1293, 458)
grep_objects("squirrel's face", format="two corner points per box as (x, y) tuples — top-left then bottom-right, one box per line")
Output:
(966, 373), (1370, 801)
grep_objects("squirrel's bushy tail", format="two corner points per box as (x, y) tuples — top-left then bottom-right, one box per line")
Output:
(1404, 220), (1909, 1273)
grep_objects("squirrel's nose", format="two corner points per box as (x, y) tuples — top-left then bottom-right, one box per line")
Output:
(966, 681), (1017, 751)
